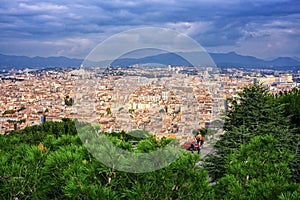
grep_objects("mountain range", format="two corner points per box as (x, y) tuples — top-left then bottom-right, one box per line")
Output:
(0, 52), (299, 70)
(0, 54), (81, 70)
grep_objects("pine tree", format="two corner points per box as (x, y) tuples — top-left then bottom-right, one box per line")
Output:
(215, 135), (299, 200)
(275, 87), (300, 182)
(204, 83), (294, 181)
(0, 120), (213, 199)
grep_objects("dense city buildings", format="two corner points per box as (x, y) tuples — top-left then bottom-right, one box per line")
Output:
(1, 65), (299, 141)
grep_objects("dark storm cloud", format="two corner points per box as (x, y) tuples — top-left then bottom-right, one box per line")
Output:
(0, 0), (299, 58)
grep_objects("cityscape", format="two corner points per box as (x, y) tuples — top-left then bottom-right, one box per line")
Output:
(1, 0), (300, 199)
(1, 65), (299, 140)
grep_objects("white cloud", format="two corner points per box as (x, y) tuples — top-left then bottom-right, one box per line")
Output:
(166, 21), (213, 36)
(0, 0), (299, 58)
(18, 2), (68, 12)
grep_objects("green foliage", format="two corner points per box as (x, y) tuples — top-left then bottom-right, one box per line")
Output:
(276, 87), (300, 128)
(7, 119), (26, 124)
(128, 108), (135, 113)
(0, 144), (45, 199)
(204, 83), (299, 183)
(193, 128), (209, 137)
(17, 106), (26, 112)
(114, 153), (214, 200)
(3, 109), (16, 115)
(136, 139), (155, 153)
(274, 87), (300, 182)
(0, 119), (213, 199)
(64, 97), (73, 106)
(106, 107), (112, 114)
(215, 135), (299, 200)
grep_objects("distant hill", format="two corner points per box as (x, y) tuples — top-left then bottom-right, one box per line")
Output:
(268, 57), (300, 67)
(0, 52), (299, 70)
(112, 51), (300, 69)
(293, 57), (300, 62)
(209, 52), (300, 69)
(209, 52), (265, 67)
(0, 54), (82, 70)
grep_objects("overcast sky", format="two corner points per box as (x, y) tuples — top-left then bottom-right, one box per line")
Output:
(0, 0), (299, 59)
